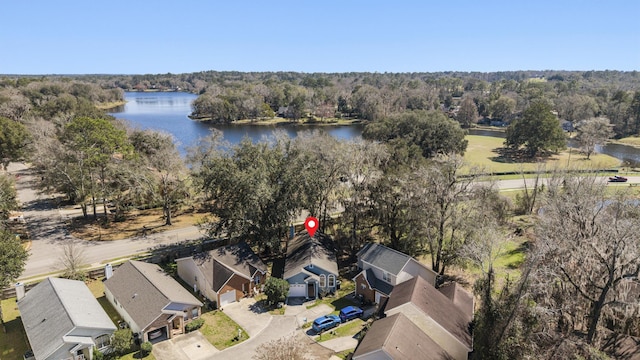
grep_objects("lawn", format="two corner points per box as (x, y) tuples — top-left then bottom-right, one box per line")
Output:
(199, 310), (248, 350)
(86, 278), (123, 326)
(306, 279), (359, 315)
(615, 136), (640, 147)
(316, 318), (366, 343)
(464, 135), (621, 174)
(1, 298), (29, 360)
(118, 350), (156, 360)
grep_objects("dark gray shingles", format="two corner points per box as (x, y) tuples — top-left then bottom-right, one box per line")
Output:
(365, 268), (394, 295)
(284, 232), (338, 280)
(357, 243), (411, 275)
(212, 260), (235, 292)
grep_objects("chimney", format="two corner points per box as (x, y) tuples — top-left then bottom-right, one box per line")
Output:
(105, 264), (113, 280)
(16, 282), (25, 301)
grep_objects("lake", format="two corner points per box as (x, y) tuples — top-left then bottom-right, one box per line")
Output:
(109, 92), (364, 153)
(111, 92), (640, 166)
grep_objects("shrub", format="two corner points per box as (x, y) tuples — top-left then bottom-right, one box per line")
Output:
(111, 329), (133, 355)
(264, 277), (289, 305)
(140, 341), (152, 356)
(92, 347), (104, 360)
(185, 318), (205, 332)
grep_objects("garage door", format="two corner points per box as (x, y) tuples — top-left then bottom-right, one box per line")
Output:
(289, 284), (306, 297)
(220, 290), (236, 306)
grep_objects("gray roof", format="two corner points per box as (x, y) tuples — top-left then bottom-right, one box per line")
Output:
(386, 276), (472, 350)
(284, 231), (338, 280)
(365, 268), (394, 295)
(353, 313), (452, 360)
(191, 243), (267, 291)
(18, 277), (116, 360)
(104, 260), (202, 330)
(357, 243), (411, 275)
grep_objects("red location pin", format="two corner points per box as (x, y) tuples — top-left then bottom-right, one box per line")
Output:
(304, 217), (319, 237)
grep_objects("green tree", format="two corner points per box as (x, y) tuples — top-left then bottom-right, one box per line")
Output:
(0, 116), (31, 169)
(363, 110), (468, 158)
(456, 97), (478, 128)
(0, 174), (18, 220)
(0, 230), (29, 291)
(575, 117), (614, 159)
(263, 277), (289, 305)
(490, 96), (516, 121)
(111, 329), (133, 355)
(505, 101), (566, 157)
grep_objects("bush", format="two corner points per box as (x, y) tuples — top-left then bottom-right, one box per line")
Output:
(93, 347), (104, 360)
(264, 277), (289, 305)
(140, 341), (152, 356)
(111, 329), (133, 355)
(185, 318), (205, 332)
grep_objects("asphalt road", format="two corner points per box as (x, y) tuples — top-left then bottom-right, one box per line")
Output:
(7, 162), (639, 281)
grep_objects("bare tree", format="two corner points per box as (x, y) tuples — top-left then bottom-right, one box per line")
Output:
(575, 117), (614, 160)
(534, 174), (640, 344)
(60, 241), (86, 280)
(253, 335), (310, 360)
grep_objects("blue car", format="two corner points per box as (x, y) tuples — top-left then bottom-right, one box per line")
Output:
(312, 314), (341, 333)
(339, 306), (364, 322)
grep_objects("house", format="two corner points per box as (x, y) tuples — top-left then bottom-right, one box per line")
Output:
(103, 260), (203, 343)
(176, 242), (268, 308)
(384, 275), (474, 360)
(17, 277), (116, 360)
(284, 231), (338, 299)
(352, 312), (453, 360)
(353, 243), (437, 305)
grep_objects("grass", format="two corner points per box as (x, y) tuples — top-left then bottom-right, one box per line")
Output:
(86, 278), (123, 326)
(69, 207), (205, 241)
(1, 298), (29, 360)
(464, 135), (621, 174)
(614, 136), (640, 148)
(118, 350), (156, 360)
(316, 318), (366, 343)
(199, 310), (248, 350)
(305, 279), (358, 314)
(335, 350), (354, 359)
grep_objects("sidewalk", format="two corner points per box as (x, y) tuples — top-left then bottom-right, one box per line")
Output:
(319, 336), (359, 352)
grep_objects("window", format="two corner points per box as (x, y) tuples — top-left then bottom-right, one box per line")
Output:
(254, 274), (261, 284)
(361, 283), (367, 290)
(319, 274), (326, 288)
(328, 275), (335, 288)
(95, 334), (110, 349)
(191, 308), (199, 319)
(383, 272), (391, 282)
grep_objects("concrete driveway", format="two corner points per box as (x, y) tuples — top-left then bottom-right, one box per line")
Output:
(222, 298), (273, 337)
(284, 301), (334, 328)
(153, 331), (218, 360)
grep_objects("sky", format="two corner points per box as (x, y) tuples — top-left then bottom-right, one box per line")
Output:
(1, 0), (638, 74)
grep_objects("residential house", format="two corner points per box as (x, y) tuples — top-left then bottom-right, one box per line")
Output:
(18, 277), (116, 360)
(353, 243), (437, 305)
(104, 260), (203, 343)
(176, 242), (268, 308)
(284, 231), (338, 299)
(384, 275), (474, 360)
(352, 312), (453, 360)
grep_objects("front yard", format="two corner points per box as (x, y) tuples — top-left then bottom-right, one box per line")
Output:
(1, 297), (29, 360)
(316, 318), (368, 343)
(199, 310), (248, 350)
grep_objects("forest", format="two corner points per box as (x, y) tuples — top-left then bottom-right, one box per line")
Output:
(1, 71), (640, 359)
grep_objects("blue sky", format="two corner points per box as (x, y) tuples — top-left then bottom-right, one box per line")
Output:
(1, 0), (638, 74)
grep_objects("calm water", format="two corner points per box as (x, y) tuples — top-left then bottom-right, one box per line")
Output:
(110, 92), (364, 153)
(110, 92), (640, 166)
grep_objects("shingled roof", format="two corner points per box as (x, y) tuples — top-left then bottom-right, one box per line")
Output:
(353, 312), (453, 360)
(18, 277), (115, 360)
(104, 260), (202, 330)
(357, 243), (412, 275)
(284, 231), (338, 280)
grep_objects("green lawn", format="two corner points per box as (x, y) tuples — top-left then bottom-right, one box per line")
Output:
(615, 136), (640, 147)
(316, 319), (366, 343)
(118, 350), (156, 360)
(464, 135), (621, 174)
(1, 298), (29, 360)
(306, 279), (358, 314)
(199, 310), (248, 350)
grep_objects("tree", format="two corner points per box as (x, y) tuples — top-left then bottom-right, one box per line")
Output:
(60, 241), (86, 280)
(505, 101), (566, 157)
(575, 117), (614, 159)
(0, 116), (31, 169)
(111, 329), (133, 355)
(253, 335), (309, 360)
(0, 174), (18, 220)
(263, 277), (289, 305)
(363, 110), (468, 158)
(0, 230), (29, 291)
(456, 97), (478, 128)
(534, 174), (640, 344)
(491, 96), (516, 121)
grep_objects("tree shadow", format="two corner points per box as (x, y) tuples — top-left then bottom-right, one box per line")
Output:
(490, 147), (555, 164)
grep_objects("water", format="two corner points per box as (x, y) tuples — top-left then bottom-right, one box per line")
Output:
(469, 129), (640, 167)
(110, 92), (364, 153)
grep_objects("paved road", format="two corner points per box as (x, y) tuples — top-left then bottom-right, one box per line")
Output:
(495, 176), (640, 190)
(7, 163), (205, 280)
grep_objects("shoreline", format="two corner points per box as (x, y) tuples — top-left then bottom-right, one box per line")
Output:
(188, 116), (366, 127)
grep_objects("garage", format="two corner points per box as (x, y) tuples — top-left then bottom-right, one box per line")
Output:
(289, 283), (306, 297)
(146, 326), (168, 343)
(219, 290), (236, 307)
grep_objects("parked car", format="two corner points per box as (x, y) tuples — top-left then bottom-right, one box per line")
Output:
(339, 306), (364, 322)
(609, 175), (628, 182)
(312, 314), (341, 333)
(148, 328), (163, 340)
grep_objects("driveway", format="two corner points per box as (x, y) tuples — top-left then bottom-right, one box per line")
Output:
(221, 298), (273, 337)
(284, 301), (334, 328)
(153, 331), (218, 360)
